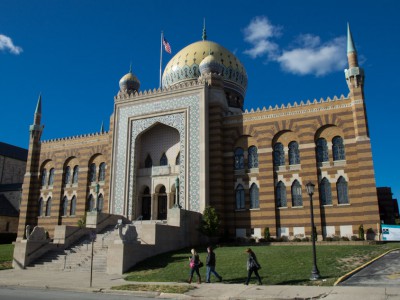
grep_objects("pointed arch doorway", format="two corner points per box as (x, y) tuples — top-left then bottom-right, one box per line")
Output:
(157, 186), (167, 220)
(141, 187), (151, 220)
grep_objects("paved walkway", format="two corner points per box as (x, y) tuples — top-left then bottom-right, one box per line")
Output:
(1, 250), (400, 300)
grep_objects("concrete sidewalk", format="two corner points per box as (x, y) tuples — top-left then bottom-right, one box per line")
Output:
(0, 268), (399, 300)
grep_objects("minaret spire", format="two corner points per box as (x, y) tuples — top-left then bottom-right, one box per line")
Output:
(347, 23), (356, 54)
(345, 23), (363, 92)
(347, 23), (358, 68)
(202, 18), (207, 41)
(100, 121), (104, 134)
(33, 93), (42, 126)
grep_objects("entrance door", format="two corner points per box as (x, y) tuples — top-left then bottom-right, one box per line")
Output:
(141, 187), (151, 220)
(157, 186), (167, 220)
(142, 196), (151, 220)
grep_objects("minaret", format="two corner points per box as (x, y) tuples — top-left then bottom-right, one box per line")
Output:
(345, 23), (365, 98)
(16, 94), (44, 240)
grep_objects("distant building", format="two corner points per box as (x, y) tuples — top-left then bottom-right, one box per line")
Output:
(0, 142), (28, 234)
(377, 187), (399, 224)
(14, 24), (381, 273)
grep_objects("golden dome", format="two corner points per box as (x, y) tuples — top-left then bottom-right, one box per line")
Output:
(162, 40), (247, 100)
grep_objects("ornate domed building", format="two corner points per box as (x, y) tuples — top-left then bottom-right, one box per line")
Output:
(14, 25), (380, 274)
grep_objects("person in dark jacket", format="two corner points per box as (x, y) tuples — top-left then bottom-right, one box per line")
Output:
(245, 248), (262, 285)
(188, 248), (202, 284)
(205, 246), (222, 283)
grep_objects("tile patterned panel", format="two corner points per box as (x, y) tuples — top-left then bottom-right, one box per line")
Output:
(112, 94), (201, 216)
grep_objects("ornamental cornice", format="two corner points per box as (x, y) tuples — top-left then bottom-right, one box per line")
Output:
(223, 95), (358, 124)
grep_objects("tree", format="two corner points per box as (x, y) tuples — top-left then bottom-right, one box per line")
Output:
(198, 206), (220, 237)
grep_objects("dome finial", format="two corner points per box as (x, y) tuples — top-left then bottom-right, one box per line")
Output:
(202, 18), (207, 41)
(129, 62), (132, 73)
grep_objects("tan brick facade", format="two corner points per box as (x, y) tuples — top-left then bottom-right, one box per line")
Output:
(16, 29), (380, 243)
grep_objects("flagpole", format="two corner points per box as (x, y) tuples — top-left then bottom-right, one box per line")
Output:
(159, 31), (163, 89)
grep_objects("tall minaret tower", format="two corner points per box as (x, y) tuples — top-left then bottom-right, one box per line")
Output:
(16, 94), (44, 240)
(345, 23), (369, 138)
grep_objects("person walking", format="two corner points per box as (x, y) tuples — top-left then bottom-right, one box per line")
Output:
(245, 248), (262, 285)
(205, 246), (222, 283)
(188, 248), (202, 284)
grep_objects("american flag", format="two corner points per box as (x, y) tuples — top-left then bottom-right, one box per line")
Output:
(163, 36), (172, 54)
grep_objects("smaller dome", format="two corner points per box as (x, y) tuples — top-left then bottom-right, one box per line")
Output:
(119, 70), (140, 93)
(199, 54), (223, 75)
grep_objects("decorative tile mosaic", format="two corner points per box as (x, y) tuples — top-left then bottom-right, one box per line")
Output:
(112, 94), (201, 216)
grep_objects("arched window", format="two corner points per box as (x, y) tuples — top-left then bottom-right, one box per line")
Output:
(273, 143), (285, 166)
(234, 147), (244, 170)
(70, 196), (76, 216)
(276, 181), (287, 207)
(291, 180), (303, 207)
(332, 136), (345, 161)
(235, 184), (245, 209)
(248, 146), (259, 169)
(97, 194), (104, 212)
(145, 154), (152, 168)
(48, 168), (55, 186)
(87, 194), (94, 212)
(98, 162), (106, 181)
(316, 138), (329, 163)
(89, 163), (96, 183)
(288, 141), (300, 165)
(45, 197), (52, 216)
(72, 165), (79, 184)
(337, 176), (349, 204)
(41, 169), (47, 187)
(38, 197), (44, 216)
(250, 183), (259, 209)
(175, 152), (180, 165)
(320, 178), (332, 205)
(62, 196), (68, 216)
(64, 166), (71, 185)
(160, 153), (168, 166)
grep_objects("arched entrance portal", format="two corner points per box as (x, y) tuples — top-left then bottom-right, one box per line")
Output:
(157, 186), (167, 220)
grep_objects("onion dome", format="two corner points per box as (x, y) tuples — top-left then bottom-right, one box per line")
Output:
(199, 53), (223, 75)
(162, 40), (248, 102)
(119, 66), (140, 93)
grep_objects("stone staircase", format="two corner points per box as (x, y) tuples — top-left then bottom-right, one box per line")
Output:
(27, 226), (116, 273)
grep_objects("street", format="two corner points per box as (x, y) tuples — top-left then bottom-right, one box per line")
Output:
(340, 249), (400, 286)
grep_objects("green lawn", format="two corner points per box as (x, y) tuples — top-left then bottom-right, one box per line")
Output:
(124, 243), (400, 286)
(0, 244), (14, 270)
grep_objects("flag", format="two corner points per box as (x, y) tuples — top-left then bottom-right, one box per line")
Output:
(163, 36), (172, 54)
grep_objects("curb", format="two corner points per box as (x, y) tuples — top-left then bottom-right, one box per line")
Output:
(333, 247), (400, 285)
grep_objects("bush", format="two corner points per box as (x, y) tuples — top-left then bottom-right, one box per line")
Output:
(351, 235), (361, 241)
(358, 224), (365, 240)
(264, 227), (271, 241)
(292, 238), (302, 242)
(198, 206), (220, 237)
(0, 233), (17, 244)
(301, 237), (310, 242)
(340, 236), (350, 241)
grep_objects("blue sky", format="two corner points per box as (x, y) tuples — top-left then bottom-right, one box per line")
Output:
(1, 0), (399, 200)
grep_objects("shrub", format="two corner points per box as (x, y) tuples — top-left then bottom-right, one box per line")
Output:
(340, 236), (350, 241)
(198, 206), (220, 237)
(358, 224), (365, 240)
(301, 237), (310, 242)
(293, 238), (302, 242)
(0, 233), (17, 244)
(264, 227), (271, 241)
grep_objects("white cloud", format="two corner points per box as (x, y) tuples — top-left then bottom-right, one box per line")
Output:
(242, 17), (348, 76)
(243, 16), (280, 59)
(0, 34), (23, 55)
(277, 37), (346, 76)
